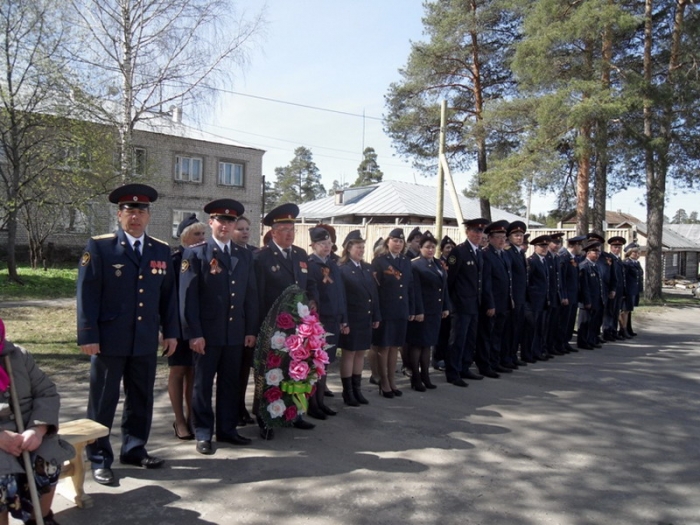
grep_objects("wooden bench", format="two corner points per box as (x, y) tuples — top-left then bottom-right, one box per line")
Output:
(57, 419), (109, 509)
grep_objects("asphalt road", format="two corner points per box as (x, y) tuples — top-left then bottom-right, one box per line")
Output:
(42, 304), (700, 525)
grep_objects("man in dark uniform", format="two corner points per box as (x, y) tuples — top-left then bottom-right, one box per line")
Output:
(504, 221), (528, 368)
(77, 184), (179, 486)
(524, 235), (552, 362)
(603, 236), (627, 341)
(560, 235), (586, 351)
(544, 233), (568, 357)
(253, 203), (318, 439)
(445, 218), (490, 386)
(179, 199), (259, 455)
(480, 220), (514, 374)
(588, 232), (615, 344)
(578, 240), (605, 349)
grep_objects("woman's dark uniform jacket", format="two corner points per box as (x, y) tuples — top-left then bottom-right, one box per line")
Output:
(254, 242), (319, 324)
(77, 229), (179, 354)
(371, 252), (416, 346)
(307, 254), (348, 360)
(179, 239), (259, 345)
(407, 256), (451, 347)
(170, 245), (192, 366)
(338, 259), (382, 351)
(623, 259), (644, 311)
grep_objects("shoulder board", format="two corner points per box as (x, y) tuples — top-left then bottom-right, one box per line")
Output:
(92, 233), (116, 240)
(504, 245), (511, 250)
(149, 236), (170, 246)
(411, 256), (420, 262)
(190, 240), (207, 248)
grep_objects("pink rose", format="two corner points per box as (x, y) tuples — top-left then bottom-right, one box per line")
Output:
(312, 323), (326, 336)
(263, 386), (283, 402)
(297, 323), (315, 338)
(305, 335), (325, 351)
(289, 360), (310, 381)
(276, 312), (296, 330)
(284, 405), (298, 421)
(314, 363), (326, 377)
(285, 334), (304, 353)
(314, 348), (330, 364)
(302, 312), (319, 325)
(267, 353), (283, 369)
(290, 346), (311, 361)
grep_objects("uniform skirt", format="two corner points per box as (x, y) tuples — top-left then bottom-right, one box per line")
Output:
(406, 313), (442, 347)
(168, 339), (193, 367)
(372, 318), (408, 347)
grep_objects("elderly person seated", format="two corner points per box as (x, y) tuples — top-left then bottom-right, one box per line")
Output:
(0, 319), (74, 525)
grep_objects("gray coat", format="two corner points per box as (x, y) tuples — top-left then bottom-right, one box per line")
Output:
(0, 342), (74, 475)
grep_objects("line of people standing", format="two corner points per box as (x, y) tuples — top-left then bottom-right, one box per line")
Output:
(77, 184), (644, 486)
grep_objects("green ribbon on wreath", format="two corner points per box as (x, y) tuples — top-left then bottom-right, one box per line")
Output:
(281, 380), (312, 413)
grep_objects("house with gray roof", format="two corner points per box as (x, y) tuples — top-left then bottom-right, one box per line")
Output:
(297, 180), (533, 225)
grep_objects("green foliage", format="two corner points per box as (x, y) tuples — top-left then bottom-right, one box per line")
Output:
(0, 266), (77, 300)
(353, 147), (383, 186)
(273, 147), (326, 204)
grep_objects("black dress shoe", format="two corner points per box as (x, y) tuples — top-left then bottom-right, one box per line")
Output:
(293, 418), (316, 430)
(392, 389), (403, 397)
(480, 369), (500, 379)
(218, 433), (252, 445)
(502, 363), (518, 370)
(451, 378), (468, 387)
(516, 359), (528, 366)
(238, 414), (255, 426)
(577, 344), (594, 350)
(369, 376), (379, 386)
(173, 422), (194, 440)
(461, 370), (484, 380)
(119, 455), (165, 469)
(307, 407), (327, 420)
(494, 365), (512, 374)
(593, 343), (602, 348)
(320, 404), (338, 416)
(196, 440), (214, 455)
(323, 389), (335, 397)
(92, 468), (115, 485)
(522, 358), (536, 364)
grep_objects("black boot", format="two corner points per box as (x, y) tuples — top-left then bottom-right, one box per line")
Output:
(306, 394), (327, 420)
(317, 376), (337, 415)
(627, 315), (637, 336)
(342, 377), (360, 406)
(409, 346), (425, 391)
(420, 347), (437, 389)
(351, 374), (369, 404)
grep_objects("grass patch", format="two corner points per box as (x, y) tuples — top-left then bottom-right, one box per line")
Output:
(638, 291), (700, 308)
(2, 304), (170, 386)
(0, 266), (77, 300)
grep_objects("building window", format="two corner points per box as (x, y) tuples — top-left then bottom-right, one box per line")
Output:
(218, 161), (244, 187)
(172, 209), (201, 238)
(133, 147), (147, 177)
(175, 155), (202, 183)
(672, 253), (678, 267)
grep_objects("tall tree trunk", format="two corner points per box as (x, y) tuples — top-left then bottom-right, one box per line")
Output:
(120, 0), (134, 183)
(575, 124), (592, 236)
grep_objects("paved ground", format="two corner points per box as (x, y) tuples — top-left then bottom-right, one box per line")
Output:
(21, 304), (700, 524)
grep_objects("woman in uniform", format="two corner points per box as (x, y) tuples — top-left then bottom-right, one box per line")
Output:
(337, 231), (381, 406)
(620, 243), (643, 338)
(406, 232), (450, 391)
(306, 227), (347, 419)
(371, 229), (416, 398)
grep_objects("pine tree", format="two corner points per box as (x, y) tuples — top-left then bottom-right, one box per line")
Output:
(354, 147), (384, 186)
(273, 147), (326, 204)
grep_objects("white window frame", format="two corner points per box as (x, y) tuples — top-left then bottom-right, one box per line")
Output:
(218, 161), (244, 187)
(172, 209), (201, 239)
(175, 155), (203, 183)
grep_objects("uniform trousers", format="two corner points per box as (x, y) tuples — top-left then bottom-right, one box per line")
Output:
(445, 312), (478, 382)
(578, 308), (602, 347)
(504, 304), (524, 365)
(86, 353), (157, 468)
(192, 345), (242, 441)
(486, 310), (510, 370)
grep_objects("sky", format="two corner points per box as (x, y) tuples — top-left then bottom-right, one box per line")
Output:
(194, 0), (699, 221)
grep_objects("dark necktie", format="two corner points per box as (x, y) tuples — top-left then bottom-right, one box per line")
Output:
(285, 248), (292, 260)
(224, 244), (230, 256)
(133, 240), (142, 261)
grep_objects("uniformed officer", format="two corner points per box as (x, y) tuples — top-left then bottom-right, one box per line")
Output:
(544, 232), (568, 357)
(504, 221), (528, 368)
(578, 240), (605, 349)
(523, 235), (552, 362)
(588, 232), (615, 344)
(560, 235), (587, 351)
(306, 226), (348, 417)
(405, 226), (422, 260)
(603, 236), (627, 341)
(445, 218), (490, 386)
(434, 235), (457, 370)
(179, 199), (259, 455)
(621, 242), (643, 338)
(371, 228), (417, 397)
(253, 203), (318, 439)
(480, 220), (514, 374)
(77, 183), (179, 486)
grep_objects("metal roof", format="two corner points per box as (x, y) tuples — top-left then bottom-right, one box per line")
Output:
(636, 223), (700, 250)
(298, 180), (534, 224)
(666, 224), (700, 244)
